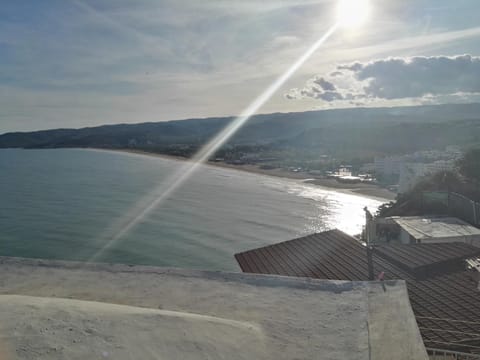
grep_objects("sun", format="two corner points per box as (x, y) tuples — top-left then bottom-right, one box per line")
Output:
(336, 0), (371, 29)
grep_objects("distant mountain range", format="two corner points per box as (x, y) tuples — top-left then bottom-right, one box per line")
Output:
(1, 103), (479, 161)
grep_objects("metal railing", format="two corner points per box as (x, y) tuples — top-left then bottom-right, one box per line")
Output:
(421, 191), (480, 227)
(449, 192), (478, 226)
(427, 348), (480, 359)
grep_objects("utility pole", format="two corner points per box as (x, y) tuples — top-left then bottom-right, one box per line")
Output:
(367, 245), (374, 280)
(364, 206), (375, 280)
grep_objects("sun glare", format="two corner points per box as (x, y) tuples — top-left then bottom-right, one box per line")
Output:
(336, 0), (371, 29)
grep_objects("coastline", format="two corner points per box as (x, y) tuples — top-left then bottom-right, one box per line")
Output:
(93, 148), (396, 201)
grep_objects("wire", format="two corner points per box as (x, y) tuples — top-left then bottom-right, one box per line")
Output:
(417, 316), (480, 326)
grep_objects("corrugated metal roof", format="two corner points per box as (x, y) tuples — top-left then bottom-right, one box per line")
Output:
(389, 216), (480, 240)
(235, 229), (370, 280)
(235, 229), (480, 354)
(374, 242), (480, 278)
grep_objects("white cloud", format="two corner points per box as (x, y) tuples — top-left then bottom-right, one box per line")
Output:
(271, 35), (301, 48)
(2, 0), (480, 132)
(286, 54), (480, 106)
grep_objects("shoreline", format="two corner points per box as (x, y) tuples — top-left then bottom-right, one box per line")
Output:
(92, 148), (396, 201)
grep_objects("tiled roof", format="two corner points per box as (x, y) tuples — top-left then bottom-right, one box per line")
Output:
(235, 229), (480, 354)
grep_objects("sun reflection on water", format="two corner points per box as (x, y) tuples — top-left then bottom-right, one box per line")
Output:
(283, 181), (386, 236)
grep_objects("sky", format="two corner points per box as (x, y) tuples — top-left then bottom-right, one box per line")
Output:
(1, 0), (480, 132)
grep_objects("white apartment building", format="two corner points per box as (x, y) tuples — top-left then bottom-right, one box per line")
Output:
(374, 156), (404, 176)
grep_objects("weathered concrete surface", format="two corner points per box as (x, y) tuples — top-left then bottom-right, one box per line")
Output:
(0, 257), (428, 359)
(367, 282), (428, 360)
(0, 295), (268, 360)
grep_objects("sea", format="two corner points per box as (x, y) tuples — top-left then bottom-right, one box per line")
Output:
(0, 149), (385, 271)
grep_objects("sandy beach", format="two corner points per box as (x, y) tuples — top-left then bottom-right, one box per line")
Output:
(97, 148), (396, 201)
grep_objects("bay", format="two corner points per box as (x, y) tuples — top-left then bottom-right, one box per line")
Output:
(0, 149), (384, 271)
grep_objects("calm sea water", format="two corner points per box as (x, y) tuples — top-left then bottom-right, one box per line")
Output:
(0, 149), (385, 271)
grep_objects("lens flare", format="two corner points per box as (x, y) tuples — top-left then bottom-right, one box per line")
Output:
(336, 0), (371, 29)
(87, 23), (339, 263)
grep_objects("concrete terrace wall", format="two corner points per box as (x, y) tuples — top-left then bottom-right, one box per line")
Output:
(0, 257), (428, 360)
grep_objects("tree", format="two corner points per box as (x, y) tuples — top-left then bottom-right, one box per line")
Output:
(376, 171), (467, 217)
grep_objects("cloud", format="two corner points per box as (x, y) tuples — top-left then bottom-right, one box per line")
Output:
(3, 0), (480, 132)
(313, 77), (336, 91)
(271, 35), (301, 48)
(286, 55), (480, 105)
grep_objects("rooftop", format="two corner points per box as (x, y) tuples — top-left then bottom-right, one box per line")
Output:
(374, 242), (480, 278)
(0, 256), (427, 360)
(388, 216), (480, 240)
(235, 229), (480, 354)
